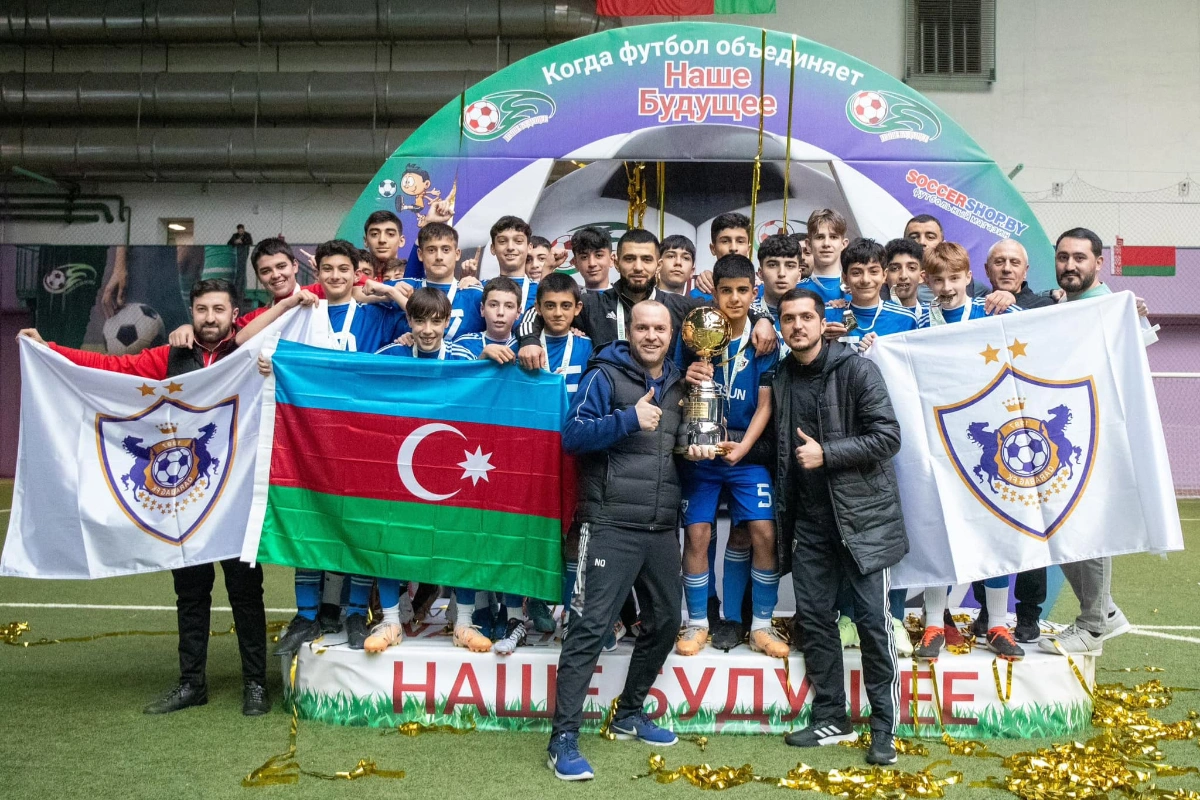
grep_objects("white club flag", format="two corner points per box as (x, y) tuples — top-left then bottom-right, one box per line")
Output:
(1, 308), (332, 579)
(866, 292), (1183, 588)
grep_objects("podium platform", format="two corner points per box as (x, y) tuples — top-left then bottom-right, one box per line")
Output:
(283, 608), (1094, 738)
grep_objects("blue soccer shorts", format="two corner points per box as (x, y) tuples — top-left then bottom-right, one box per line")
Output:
(680, 461), (774, 527)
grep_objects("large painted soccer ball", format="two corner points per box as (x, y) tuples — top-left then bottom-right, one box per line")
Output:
(464, 100), (500, 135)
(851, 91), (888, 126)
(377, 179), (397, 198)
(153, 447), (192, 487)
(1003, 430), (1050, 476)
(102, 303), (165, 355)
(756, 219), (792, 242)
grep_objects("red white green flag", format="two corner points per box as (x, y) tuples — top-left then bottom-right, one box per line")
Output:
(1113, 236), (1176, 277)
(597, 0), (775, 16)
(243, 341), (570, 601)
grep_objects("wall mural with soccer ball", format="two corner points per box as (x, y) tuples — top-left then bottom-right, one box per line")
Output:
(336, 21), (1054, 286)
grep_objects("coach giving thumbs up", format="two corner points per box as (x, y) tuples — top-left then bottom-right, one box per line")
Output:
(549, 302), (689, 781)
(635, 387), (661, 430)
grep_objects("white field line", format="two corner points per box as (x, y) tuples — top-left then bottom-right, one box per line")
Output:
(0, 602), (296, 613)
(1128, 628), (1200, 644)
(1129, 625), (1200, 630)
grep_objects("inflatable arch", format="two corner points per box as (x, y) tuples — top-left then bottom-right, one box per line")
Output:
(336, 21), (1052, 287)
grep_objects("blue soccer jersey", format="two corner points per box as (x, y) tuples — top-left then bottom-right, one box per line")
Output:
(453, 332), (517, 359)
(797, 274), (848, 305)
(396, 279), (485, 340)
(509, 276), (539, 311)
(917, 296), (1019, 327)
(843, 301), (919, 340)
(543, 332), (593, 393)
(375, 340), (476, 360)
(712, 327), (776, 432)
(324, 301), (403, 354)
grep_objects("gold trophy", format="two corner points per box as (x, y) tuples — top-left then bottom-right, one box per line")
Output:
(675, 306), (733, 455)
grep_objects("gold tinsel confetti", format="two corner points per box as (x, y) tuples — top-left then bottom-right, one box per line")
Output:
(3, 620), (286, 648)
(383, 718), (476, 737)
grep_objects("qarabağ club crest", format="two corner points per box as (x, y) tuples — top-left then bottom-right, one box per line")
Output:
(935, 364), (1098, 540)
(97, 396), (238, 545)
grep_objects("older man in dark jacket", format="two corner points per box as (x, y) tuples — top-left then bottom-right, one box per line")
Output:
(770, 287), (907, 767)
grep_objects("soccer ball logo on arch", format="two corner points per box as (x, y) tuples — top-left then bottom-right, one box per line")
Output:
(462, 90), (556, 143)
(846, 89), (942, 144)
(96, 396), (238, 545)
(934, 364), (1098, 540)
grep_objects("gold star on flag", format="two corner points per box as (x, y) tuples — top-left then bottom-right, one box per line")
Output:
(1008, 339), (1028, 358)
(137, 383), (156, 396)
(979, 344), (1000, 364)
(166, 381), (184, 393)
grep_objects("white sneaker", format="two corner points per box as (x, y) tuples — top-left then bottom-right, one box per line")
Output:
(1038, 623), (1103, 656)
(1104, 607), (1131, 641)
(892, 617), (914, 657)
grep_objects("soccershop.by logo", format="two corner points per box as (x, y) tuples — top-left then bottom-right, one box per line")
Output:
(462, 90), (556, 143)
(845, 89), (942, 144)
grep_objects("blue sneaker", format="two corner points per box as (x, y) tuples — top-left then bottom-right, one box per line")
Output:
(547, 732), (594, 781)
(609, 711), (678, 746)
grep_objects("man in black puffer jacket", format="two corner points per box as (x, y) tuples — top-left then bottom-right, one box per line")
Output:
(770, 287), (907, 767)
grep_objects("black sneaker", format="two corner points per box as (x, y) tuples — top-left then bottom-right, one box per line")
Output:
(970, 610), (989, 637)
(1013, 617), (1041, 643)
(986, 627), (1026, 661)
(790, 617), (804, 652)
(144, 682), (207, 715)
(710, 619), (747, 652)
(866, 732), (897, 765)
(243, 681), (270, 716)
(707, 595), (722, 630)
(273, 614), (321, 656)
(317, 603), (343, 634)
(784, 718), (858, 747)
(345, 613), (369, 650)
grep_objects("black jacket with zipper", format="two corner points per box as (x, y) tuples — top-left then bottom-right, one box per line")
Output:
(771, 340), (908, 576)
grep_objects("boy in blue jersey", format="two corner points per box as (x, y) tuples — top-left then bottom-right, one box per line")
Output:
(571, 226), (614, 293)
(656, 234), (698, 295)
(884, 238), (925, 313)
(758, 233), (804, 329)
(799, 209), (851, 310)
(453, 276), (522, 363)
(392, 222), (485, 340)
(361, 289), (476, 653)
(833, 238), (919, 350)
(272, 238), (408, 656)
(676, 255), (790, 660)
(916, 241), (1020, 328)
(364, 210), (405, 278)
(692, 213), (754, 301)
(526, 235), (553, 283)
(490, 216), (539, 311)
(911, 241), (1025, 663)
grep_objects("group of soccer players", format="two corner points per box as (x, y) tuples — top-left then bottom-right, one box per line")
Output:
(250, 202), (1061, 667)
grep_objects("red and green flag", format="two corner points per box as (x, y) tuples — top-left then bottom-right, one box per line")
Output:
(244, 341), (570, 601)
(1113, 237), (1176, 277)
(597, 0), (775, 16)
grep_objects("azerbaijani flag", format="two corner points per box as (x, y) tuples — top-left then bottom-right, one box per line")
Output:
(1113, 236), (1176, 277)
(243, 340), (569, 601)
(597, 0), (775, 15)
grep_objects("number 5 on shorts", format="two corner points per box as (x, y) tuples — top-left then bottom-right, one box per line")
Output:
(757, 483), (772, 508)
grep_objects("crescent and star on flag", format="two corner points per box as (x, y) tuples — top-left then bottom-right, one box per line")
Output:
(396, 422), (496, 502)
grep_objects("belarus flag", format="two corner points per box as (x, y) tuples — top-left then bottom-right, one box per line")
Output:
(243, 341), (570, 601)
(597, 0), (775, 15)
(1113, 236), (1176, 277)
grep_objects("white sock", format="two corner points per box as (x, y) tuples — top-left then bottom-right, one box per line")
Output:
(321, 573), (345, 605)
(509, 604), (524, 622)
(381, 603), (400, 626)
(456, 602), (474, 628)
(750, 617), (772, 632)
(984, 587), (1008, 629)
(923, 587), (948, 628)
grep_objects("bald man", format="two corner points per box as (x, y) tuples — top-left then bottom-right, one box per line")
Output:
(548, 301), (687, 780)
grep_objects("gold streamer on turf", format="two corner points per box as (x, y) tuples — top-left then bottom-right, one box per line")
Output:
(598, 697), (620, 741)
(779, 760), (963, 797)
(3, 620), (286, 648)
(243, 654), (405, 787)
(383, 718), (476, 737)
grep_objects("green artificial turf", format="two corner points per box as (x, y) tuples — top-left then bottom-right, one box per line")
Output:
(0, 487), (1197, 800)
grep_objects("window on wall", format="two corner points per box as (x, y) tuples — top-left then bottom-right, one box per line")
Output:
(905, 0), (996, 87)
(162, 218), (194, 246)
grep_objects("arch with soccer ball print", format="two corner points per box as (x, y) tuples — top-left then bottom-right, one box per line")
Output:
(337, 21), (1052, 287)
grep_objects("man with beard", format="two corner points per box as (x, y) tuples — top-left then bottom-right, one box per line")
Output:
(19, 278), (315, 716)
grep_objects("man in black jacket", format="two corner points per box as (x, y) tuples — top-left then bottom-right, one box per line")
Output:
(516, 229), (778, 370)
(547, 301), (686, 782)
(771, 287), (906, 766)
